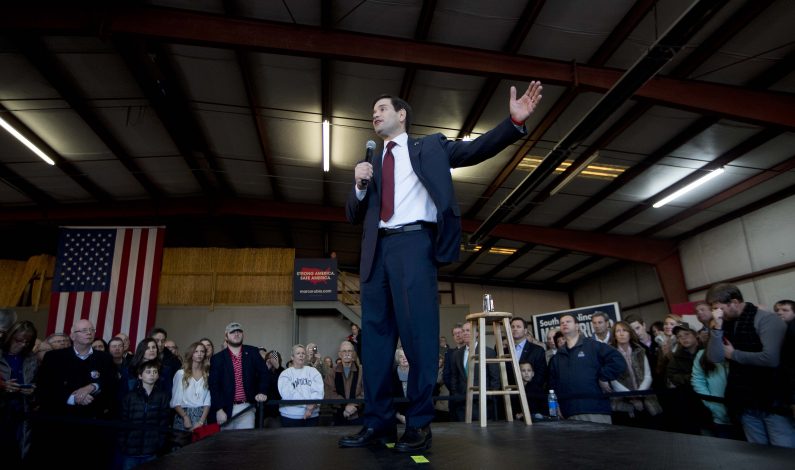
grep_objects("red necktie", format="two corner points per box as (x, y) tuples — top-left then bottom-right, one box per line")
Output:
(380, 141), (397, 222)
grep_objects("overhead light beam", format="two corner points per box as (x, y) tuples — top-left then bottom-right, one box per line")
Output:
(653, 168), (725, 208)
(322, 119), (330, 172)
(0, 116), (55, 165)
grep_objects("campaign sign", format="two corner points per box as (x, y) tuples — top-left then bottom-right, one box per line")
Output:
(293, 258), (338, 301)
(532, 302), (621, 343)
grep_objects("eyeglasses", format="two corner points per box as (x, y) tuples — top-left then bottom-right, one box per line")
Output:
(74, 328), (96, 334)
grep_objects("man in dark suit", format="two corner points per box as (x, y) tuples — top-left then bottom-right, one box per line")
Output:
(510, 317), (547, 391)
(209, 322), (269, 429)
(443, 323), (465, 419)
(340, 82), (543, 452)
(34, 319), (117, 465)
(449, 321), (500, 421)
(508, 317), (547, 418)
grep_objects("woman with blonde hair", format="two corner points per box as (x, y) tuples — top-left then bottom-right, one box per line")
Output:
(608, 321), (661, 424)
(170, 341), (211, 431)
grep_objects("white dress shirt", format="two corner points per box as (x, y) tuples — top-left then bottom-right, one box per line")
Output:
(356, 132), (436, 228)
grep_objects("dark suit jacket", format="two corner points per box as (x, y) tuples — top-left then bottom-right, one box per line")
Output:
(36, 347), (117, 419)
(346, 118), (525, 282)
(512, 340), (547, 391)
(449, 344), (500, 397)
(209, 345), (270, 419)
(443, 346), (461, 393)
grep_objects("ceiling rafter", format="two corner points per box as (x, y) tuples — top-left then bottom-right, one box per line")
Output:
(0, 197), (675, 260)
(457, 0), (660, 279)
(505, 1), (778, 284)
(449, 0), (546, 274)
(517, 250), (570, 281)
(0, 103), (112, 203)
(552, 7), (792, 230)
(513, 0), (771, 219)
(545, 255), (602, 283)
(398, 0), (437, 102)
(451, 237), (498, 276)
(0, 162), (57, 206)
(11, 34), (163, 200)
(3, 4), (793, 129)
(483, 244), (536, 279)
(236, 50), (284, 201)
(676, 183), (795, 242)
(114, 39), (228, 196)
(639, 151), (795, 236)
(223, 0), (293, 247)
(455, 0), (546, 140)
(596, 127), (781, 233)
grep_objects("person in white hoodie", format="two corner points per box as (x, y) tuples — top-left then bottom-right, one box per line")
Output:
(278, 344), (324, 427)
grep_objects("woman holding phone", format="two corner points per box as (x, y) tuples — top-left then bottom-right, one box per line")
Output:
(0, 320), (38, 465)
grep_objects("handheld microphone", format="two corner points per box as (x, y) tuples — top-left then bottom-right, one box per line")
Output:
(360, 140), (376, 188)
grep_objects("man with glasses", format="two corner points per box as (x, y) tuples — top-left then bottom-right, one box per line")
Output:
(35, 319), (116, 465)
(325, 340), (364, 426)
(209, 322), (270, 430)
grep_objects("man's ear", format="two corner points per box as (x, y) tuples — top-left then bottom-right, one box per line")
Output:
(399, 109), (406, 124)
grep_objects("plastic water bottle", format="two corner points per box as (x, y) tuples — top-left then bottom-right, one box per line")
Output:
(548, 389), (559, 419)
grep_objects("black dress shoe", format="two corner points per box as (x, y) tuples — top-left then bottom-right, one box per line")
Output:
(394, 426), (432, 453)
(338, 425), (397, 448)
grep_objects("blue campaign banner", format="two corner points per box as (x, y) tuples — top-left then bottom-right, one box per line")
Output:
(293, 258), (338, 301)
(532, 302), (621, 343)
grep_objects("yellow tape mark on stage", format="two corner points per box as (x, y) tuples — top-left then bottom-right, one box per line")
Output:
(411, 455), (430, 464)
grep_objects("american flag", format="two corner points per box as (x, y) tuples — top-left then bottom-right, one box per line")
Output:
(48, 227), (165, 350)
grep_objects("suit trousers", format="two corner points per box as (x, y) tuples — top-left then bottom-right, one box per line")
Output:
(361, 227), (439, 430)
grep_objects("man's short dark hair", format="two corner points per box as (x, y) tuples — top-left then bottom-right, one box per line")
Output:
(511, 317), (527, 328)
(147, 327), (168, 338)
(559, 313), (577, 323)
(137, 359), (161, 375)
(372, 94), (413, 133)
(108, 336), (124, 346)
(624, 314), (645, 325)
(705, 283), (744, 304)
(591, 311), (609, 323)
(774, 299), (795, 310)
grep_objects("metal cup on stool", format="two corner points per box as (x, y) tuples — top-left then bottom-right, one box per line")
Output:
(482, 294), (494, 312)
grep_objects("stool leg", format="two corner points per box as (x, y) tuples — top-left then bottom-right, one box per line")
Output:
(493, 319), (513, 422)
(504, 317), (532, 425)
(465, 319), (476, 424)
(478, 317), (487, 427)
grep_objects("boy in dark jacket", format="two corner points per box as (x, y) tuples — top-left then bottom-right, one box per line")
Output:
(119, 360), (171, 470)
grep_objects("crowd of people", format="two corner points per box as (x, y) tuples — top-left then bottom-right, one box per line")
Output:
(1, 281), (793, 467)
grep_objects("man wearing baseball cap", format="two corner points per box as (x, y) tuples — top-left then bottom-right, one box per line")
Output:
(209, 322), (270, 429)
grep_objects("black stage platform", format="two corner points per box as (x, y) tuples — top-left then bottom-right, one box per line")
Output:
(140, 421), (795, 470)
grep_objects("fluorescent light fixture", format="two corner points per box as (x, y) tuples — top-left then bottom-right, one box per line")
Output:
(462, 134), (473, 142)
(322, 119), (330, 172)
(652, 168), (725, 208)
(460, 244), (518, 255)
(549, 152), (600, 196)
(518, 156), (625, 180)
(0, 116), (55, 165)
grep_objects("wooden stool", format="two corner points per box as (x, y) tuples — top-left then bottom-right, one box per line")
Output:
(464, 311), (532, 427)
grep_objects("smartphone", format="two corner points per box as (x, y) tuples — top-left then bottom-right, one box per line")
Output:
(17, 383), (35, 389)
